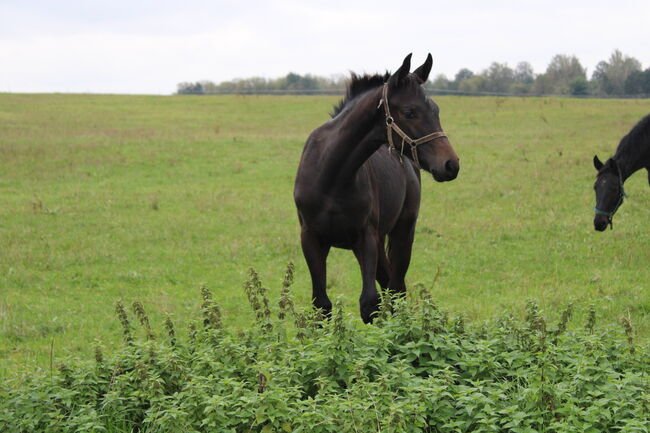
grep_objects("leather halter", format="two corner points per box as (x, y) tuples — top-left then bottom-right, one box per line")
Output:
(377, 82), (447, 169)
(593, 163), (627, 230)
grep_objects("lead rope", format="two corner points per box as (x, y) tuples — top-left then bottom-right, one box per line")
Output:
(377, 83), (447, 169)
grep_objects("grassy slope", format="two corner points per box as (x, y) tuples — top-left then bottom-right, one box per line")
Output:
(1, 93), (649, 376)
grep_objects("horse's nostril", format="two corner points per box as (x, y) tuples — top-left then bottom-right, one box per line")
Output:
(445, 159), (459, 175)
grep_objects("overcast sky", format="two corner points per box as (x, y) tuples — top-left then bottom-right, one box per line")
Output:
(1, 0), (649, 94)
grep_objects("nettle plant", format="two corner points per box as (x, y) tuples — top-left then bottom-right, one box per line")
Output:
(1, 264), (649, 433)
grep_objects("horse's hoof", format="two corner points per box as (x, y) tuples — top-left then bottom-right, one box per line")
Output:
(360, 296), (380, 324)
(314, 301), (332, 320)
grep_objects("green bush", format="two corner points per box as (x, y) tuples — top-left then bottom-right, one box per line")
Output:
(1, 266), (649, 433)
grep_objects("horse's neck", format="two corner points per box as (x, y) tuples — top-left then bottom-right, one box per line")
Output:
(321, 88), (385, 189)
(615, 144), (648, 182)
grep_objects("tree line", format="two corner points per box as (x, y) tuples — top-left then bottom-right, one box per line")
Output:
(177, 72), (346, 95)
(177, 50), (650, 97)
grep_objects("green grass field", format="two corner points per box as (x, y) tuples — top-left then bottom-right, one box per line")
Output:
(1, 93), (649, 377)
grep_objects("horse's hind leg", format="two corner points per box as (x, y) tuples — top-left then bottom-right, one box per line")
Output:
(387, 218), (416, 295)
(376, 236), (390, 289)
(353, 229), (381, 323)
(300, 229), (332, 318)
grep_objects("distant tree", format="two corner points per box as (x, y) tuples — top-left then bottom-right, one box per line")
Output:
(177, 82), (204, 94)
(592, 50), (642, 95)
(531, 73), (555, 95)
(510, 83), (529, 95)
(429, 74), (452, 91)
(514, 62), (535, 84)
(546, 55), (586, 83)
(533, 54), (586, 95)
(314, 74), (346, 91)
(482, 62), (514, 93)
(279, 73), (318, 91)
(285, 72), (301, 87)
(457, 75), (487, 94)
(624, 69), (650, 95)
(569, 77), (589, 95)
(591, 61), (608, 92)
(200, 81), (219, 93)
(455, 68), (474, 82)
(326, 74), (347, 90)
(451, 68), (474, 90)
(240, 77), (271, 91)
(511, 62), (535, 94)
(300, 74), (318, 90)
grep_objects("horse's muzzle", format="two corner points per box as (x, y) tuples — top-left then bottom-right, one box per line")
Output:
(445, 159), (460, 180)
(432, 159), (459, 182)
(594, 215), (609, 231)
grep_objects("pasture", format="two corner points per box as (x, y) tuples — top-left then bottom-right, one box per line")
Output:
(1, 93), (649, 377)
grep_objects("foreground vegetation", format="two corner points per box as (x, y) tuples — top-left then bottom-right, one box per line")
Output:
(1, 269), (649, 432)
(1, 93), (649, 377)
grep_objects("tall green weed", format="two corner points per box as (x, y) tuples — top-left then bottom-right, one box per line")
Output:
(1, 267), (649, 432)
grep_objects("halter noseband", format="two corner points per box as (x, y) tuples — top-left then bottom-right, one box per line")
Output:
(377, 83), (447, 169)
(593, 164), (627, 230)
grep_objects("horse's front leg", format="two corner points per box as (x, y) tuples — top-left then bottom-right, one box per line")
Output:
(353, 229), (381, 323)
(387, 217), (416, 295)
(301, 229), (332, 318)
(376, 235), (391, 289)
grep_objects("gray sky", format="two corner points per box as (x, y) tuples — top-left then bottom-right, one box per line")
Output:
(1, 0), (649, 94)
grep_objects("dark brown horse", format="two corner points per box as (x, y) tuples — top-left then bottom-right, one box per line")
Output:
(294, 54), (460, 323)
(593, 113), (650, 231)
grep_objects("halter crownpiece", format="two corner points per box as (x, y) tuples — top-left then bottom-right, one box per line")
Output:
(378, 83), (447, 169)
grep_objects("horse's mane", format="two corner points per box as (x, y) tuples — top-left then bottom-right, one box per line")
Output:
(330, 72), (391, 118)
(614, 112), (650, 160)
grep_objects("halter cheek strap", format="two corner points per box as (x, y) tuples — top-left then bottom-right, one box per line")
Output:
(377, 83), (447, 169)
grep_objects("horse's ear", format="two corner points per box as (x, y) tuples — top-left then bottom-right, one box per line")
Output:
(389, 53), (412, 88)
(593, 155), (604, 171)
(413, 53), (433, 84)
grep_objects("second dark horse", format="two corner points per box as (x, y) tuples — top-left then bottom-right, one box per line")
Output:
(294, 54), (460, 323)
(593, 112), (650, 231)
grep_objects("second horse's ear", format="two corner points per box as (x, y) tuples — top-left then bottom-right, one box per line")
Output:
(593, 155), (604, 171)
(413, 53), (433, 84)
(389, 53), (412, 88)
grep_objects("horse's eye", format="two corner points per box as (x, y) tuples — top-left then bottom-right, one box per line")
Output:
(404, 109), (416, 119)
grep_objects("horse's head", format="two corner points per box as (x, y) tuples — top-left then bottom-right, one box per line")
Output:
(381, 53), (459, 181)
(593, 155), (626, 231)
